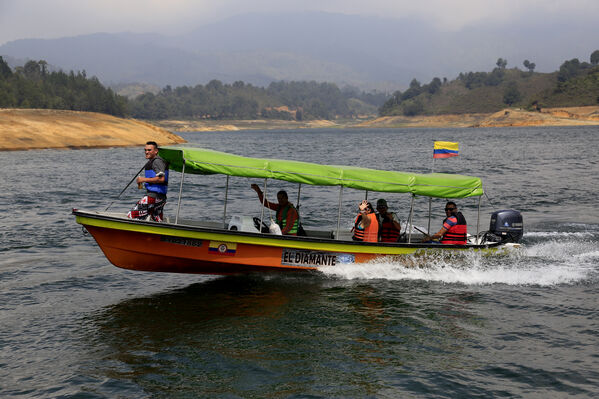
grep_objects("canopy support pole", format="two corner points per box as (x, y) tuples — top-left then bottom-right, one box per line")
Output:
(407, 194), (415, 244)
(427, 198), (432, 234)
(260, 178), (268, 232)
(336, 186), (343, 240)
(223, 175), (229, 228)
(296, 183), (302, 229)
(476, 196), (481, 244)
(175, 159), (186, 224)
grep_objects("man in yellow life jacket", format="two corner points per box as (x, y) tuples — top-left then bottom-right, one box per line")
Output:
(251, 184), (299, 235)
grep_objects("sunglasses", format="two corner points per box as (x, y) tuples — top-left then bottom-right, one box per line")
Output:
(445, 208), (456, 211)
(144, 149), (153, 152)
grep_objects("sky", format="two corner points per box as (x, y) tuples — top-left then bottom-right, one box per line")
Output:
(1, 0), (598, 45)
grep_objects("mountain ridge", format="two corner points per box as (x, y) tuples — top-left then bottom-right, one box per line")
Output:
(2, 11), (598, 90)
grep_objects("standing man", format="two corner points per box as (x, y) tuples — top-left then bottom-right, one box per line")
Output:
(376, 199), (402, 242)
(426, 201), (467, 244)
(127, 141), (169, 222)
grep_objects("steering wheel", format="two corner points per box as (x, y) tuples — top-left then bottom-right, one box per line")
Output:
(253, 217), (269, 233)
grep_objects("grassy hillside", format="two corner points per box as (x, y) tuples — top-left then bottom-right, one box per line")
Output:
(536, 69), (599, 107)
(380, 63), (599, 116)
(421, 70), (556, 114)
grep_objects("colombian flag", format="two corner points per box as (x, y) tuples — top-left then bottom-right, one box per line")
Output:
(433, 141), (459, 159)
(208, 241), (237, 256)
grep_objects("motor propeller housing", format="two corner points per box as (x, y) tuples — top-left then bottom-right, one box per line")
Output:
(489, 209), (523, 243)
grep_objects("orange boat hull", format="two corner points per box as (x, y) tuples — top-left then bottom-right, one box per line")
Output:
(85, 225), (378, 274)
(75, 210), (502, 275)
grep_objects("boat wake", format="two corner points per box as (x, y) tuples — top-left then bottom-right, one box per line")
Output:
(320, 230), (599, 286)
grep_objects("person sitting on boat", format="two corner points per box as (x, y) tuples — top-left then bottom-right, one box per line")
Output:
(376, 199), (402, 242)
(425, 201), (467, 244)
(352, 200), (379, 242)
(250, 184), (299, 235)
(127, 141), (169, 222)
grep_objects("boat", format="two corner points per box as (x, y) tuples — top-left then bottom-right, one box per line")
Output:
(73, 146), (524, 274)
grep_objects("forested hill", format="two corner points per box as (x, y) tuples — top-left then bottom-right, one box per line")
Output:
(0, 57), (128, 117)
(128, 80), (387, 120)
(379, 51), (599, 116)
(0, 57), (387, 121)
(3, 53), (599, 121)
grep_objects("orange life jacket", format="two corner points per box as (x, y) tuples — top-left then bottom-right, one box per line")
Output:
(352, 212), (379, 242)
(441, 212), (467, 245)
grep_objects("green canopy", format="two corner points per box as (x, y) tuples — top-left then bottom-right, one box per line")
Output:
(159, 146), (483, 199)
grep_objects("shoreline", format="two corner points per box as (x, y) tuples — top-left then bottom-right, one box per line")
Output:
(153, 106), (599, 132)
(2, 106), (598, 151)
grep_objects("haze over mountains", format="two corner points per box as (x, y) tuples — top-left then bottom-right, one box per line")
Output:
(1, 11), (597, 91)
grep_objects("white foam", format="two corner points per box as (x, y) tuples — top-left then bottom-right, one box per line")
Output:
(524, 239), (596, 260)
(320, 239), (598, 286)
(320, 260), (591, 286)
(525, 231), (594, 238)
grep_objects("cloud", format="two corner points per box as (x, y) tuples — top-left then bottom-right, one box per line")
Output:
(1, 0), (598, 44)
(305, 0), (599, 30)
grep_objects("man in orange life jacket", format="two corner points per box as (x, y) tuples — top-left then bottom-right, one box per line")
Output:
(352, 200), (379, 242)
(426, 201), (467, 244)
(376, 198), (402, 242)
(251, 184), (299, 235)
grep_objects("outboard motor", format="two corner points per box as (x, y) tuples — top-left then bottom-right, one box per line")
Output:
(489, 210), (523, 243)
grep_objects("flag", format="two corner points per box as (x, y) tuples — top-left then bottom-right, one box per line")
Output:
(433, 141), (459, 159)
(208, 241), (237, 256)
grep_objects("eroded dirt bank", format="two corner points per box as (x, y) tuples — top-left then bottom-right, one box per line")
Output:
(358, 106), (599, 129)
(0, 109), (185, 151)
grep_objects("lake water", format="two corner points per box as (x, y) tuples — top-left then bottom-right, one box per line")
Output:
(1, 126), (598, 398)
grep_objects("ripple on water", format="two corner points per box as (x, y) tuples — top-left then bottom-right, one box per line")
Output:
(1, 127), (598, 398)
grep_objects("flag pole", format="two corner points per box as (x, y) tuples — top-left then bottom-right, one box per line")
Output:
(429, 140), (459, 235)
(428, 143), (435, 234)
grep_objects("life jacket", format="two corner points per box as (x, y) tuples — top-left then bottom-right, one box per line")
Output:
(352, 212), (379, 242)
(378, 213), (401, 242)
(144, 156), (169, 196)
(276, 203), (298, 235)
(441, 211), (467, 245)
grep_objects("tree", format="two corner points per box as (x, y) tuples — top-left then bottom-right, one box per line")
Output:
(591, 50), (599, 65)
(378, 91), (402, 115)
(503, 82), (522, 106)
(0, 56), (12, 79)
(23, 60), (42, 80)
(486, 68), (504, 86)
(409, 78), (421, 89)
(427, 77), (442, 94)
(496, 58), (508, 70)
(402, 99), (424, 116)
(400, 78), (422, 100)
(557, 58), (581, 82)
(523, 60), (536, 73)
(38, 60), (48, 76)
